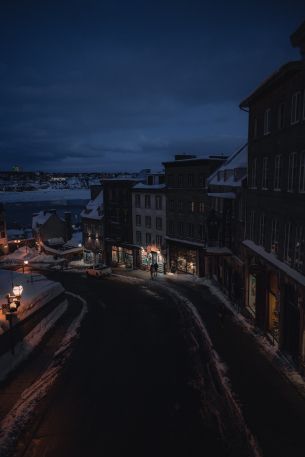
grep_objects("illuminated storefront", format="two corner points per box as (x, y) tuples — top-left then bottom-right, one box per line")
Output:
(140, 245), (165, 272)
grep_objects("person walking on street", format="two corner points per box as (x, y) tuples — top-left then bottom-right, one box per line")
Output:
(154, 262), (158, 279)
(150, 263), (154, 279)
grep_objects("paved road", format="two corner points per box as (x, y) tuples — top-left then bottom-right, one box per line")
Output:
(11, 272), (258, 457)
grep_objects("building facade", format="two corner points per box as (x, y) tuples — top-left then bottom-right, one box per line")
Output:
(132, 173), (166, 272)
(32, 210), (71, 246)
(163, 155), (226, 276)
(81, 186), (104, 263)
(206, 145), (247, 306)
(103, 177), (142, 269)
(0, 203), (8, 255)
(240, 20), (305, 364)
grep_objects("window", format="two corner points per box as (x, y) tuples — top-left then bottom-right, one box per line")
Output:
(168, 221), (175, 235)
(264, 108), (271, 135)
(145, 216), (151, 228)
(291, 92), (301, 124)
(135, 194), (141, 208)
(155, 195), (162, 210)
(191, 201), (195, 213)
(146, 232), (151, 245)
(136, 215), (141, 226)
(295, 225), (304, 272)
(199, 174), (205, 187)
(287, 152), (297, 192)
(249, 211), (255, 241)
(178, 174), (183, 187)
(156, 235), (162, 247)
(177, 200), (183, 212)
(188, 223), (194, 238)
(198, 202), (205, 213)
(278, 103), (285, 130)
(262, 157), (268, 189)
(187, 174), (194, 186)
(145, 195), (151, 208)
(198, 224), (205, 241)
(253, 117), (258, 139)
(284, 222), (292, 265)
(271, 219), (279, 255)
(156, 217), (162, 230)
(259, 214), (265, 246)
(178, 221), (184, 236)
(136, 231), (142, 244)
(303, 90), (305, 121)
(169, 199), (175, 211)
(299, 152), (305, 193)
(274, 155), (281, 190)
(250, 158), (257, 188)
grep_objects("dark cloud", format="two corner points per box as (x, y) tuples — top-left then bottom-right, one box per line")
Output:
(0, 0), (304, 171)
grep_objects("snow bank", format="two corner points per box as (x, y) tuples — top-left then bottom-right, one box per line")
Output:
(0, 300), (68, 383)
(0, 294), (88, 457)
(0, 270), (64, 333)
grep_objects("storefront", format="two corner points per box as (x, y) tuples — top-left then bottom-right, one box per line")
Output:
(140, 245), (165, 272)
(267, 272), (280, 342)
(112, 246), (134, 269)
(168, 242), (199, 275)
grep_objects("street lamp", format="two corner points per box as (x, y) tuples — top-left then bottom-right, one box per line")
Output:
(23, 260), (29, 273)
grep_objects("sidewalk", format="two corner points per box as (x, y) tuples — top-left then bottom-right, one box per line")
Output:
(0, 295), (82, 424)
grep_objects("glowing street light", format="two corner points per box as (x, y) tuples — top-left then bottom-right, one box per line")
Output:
(23, 260), (29, 273)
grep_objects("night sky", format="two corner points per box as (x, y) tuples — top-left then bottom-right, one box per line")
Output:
(1, 1), (304, 172)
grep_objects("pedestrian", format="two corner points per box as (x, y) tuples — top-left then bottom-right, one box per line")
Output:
(150, 263), (154, 279)
(154, 262), (158, 278)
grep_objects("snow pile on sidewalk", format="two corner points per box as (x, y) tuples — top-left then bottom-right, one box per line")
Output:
(0, 294), (88, 457)
(0, 300), (68, 383)
(0, 270), (64, 334)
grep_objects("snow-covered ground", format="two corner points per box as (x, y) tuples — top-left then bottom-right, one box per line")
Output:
(0, 270), (64, 334)
(0, 188), (90, 203)
(0, 293), (88, 456)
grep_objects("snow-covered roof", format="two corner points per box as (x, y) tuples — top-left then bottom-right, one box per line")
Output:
(80, 190), (103, 221)
(208, 144), (247, 188)
(243, 240), (305, 287)
(132, 183), (166, 190)
(32, 211), (53, 230)
(208, 192), (236, 199)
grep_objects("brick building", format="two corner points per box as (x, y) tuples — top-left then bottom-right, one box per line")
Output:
(163, 155), (226, 276)
(240, 20), (305, 363)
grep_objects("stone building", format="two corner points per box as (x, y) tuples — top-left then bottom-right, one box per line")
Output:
(32, 210), (71, 246)
(239, 20), (305, 363)
(206, 144), (247, 306)
(0, 203), (8, 255)
(163, 155), (226, 276)
(132, 172), (166, 272)
(81, 186), (104, 263)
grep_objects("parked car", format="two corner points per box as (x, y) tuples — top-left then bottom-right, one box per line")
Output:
(86, 264), (112, 278)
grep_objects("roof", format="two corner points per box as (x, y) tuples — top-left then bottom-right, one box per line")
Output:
(208, 192), (236, 199)
(243, 240), (305, 287)
(208, 144), (247, 188)
(32, 211), (54, 230)
(162, 156), (226, 167)
(132, 183), (166, 190)
(290, 20), (305, 48)
(240, 61), (302, 108)
(81, 190), (103, 221)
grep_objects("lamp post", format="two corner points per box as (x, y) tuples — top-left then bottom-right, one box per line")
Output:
(23, 260), (29, 273)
